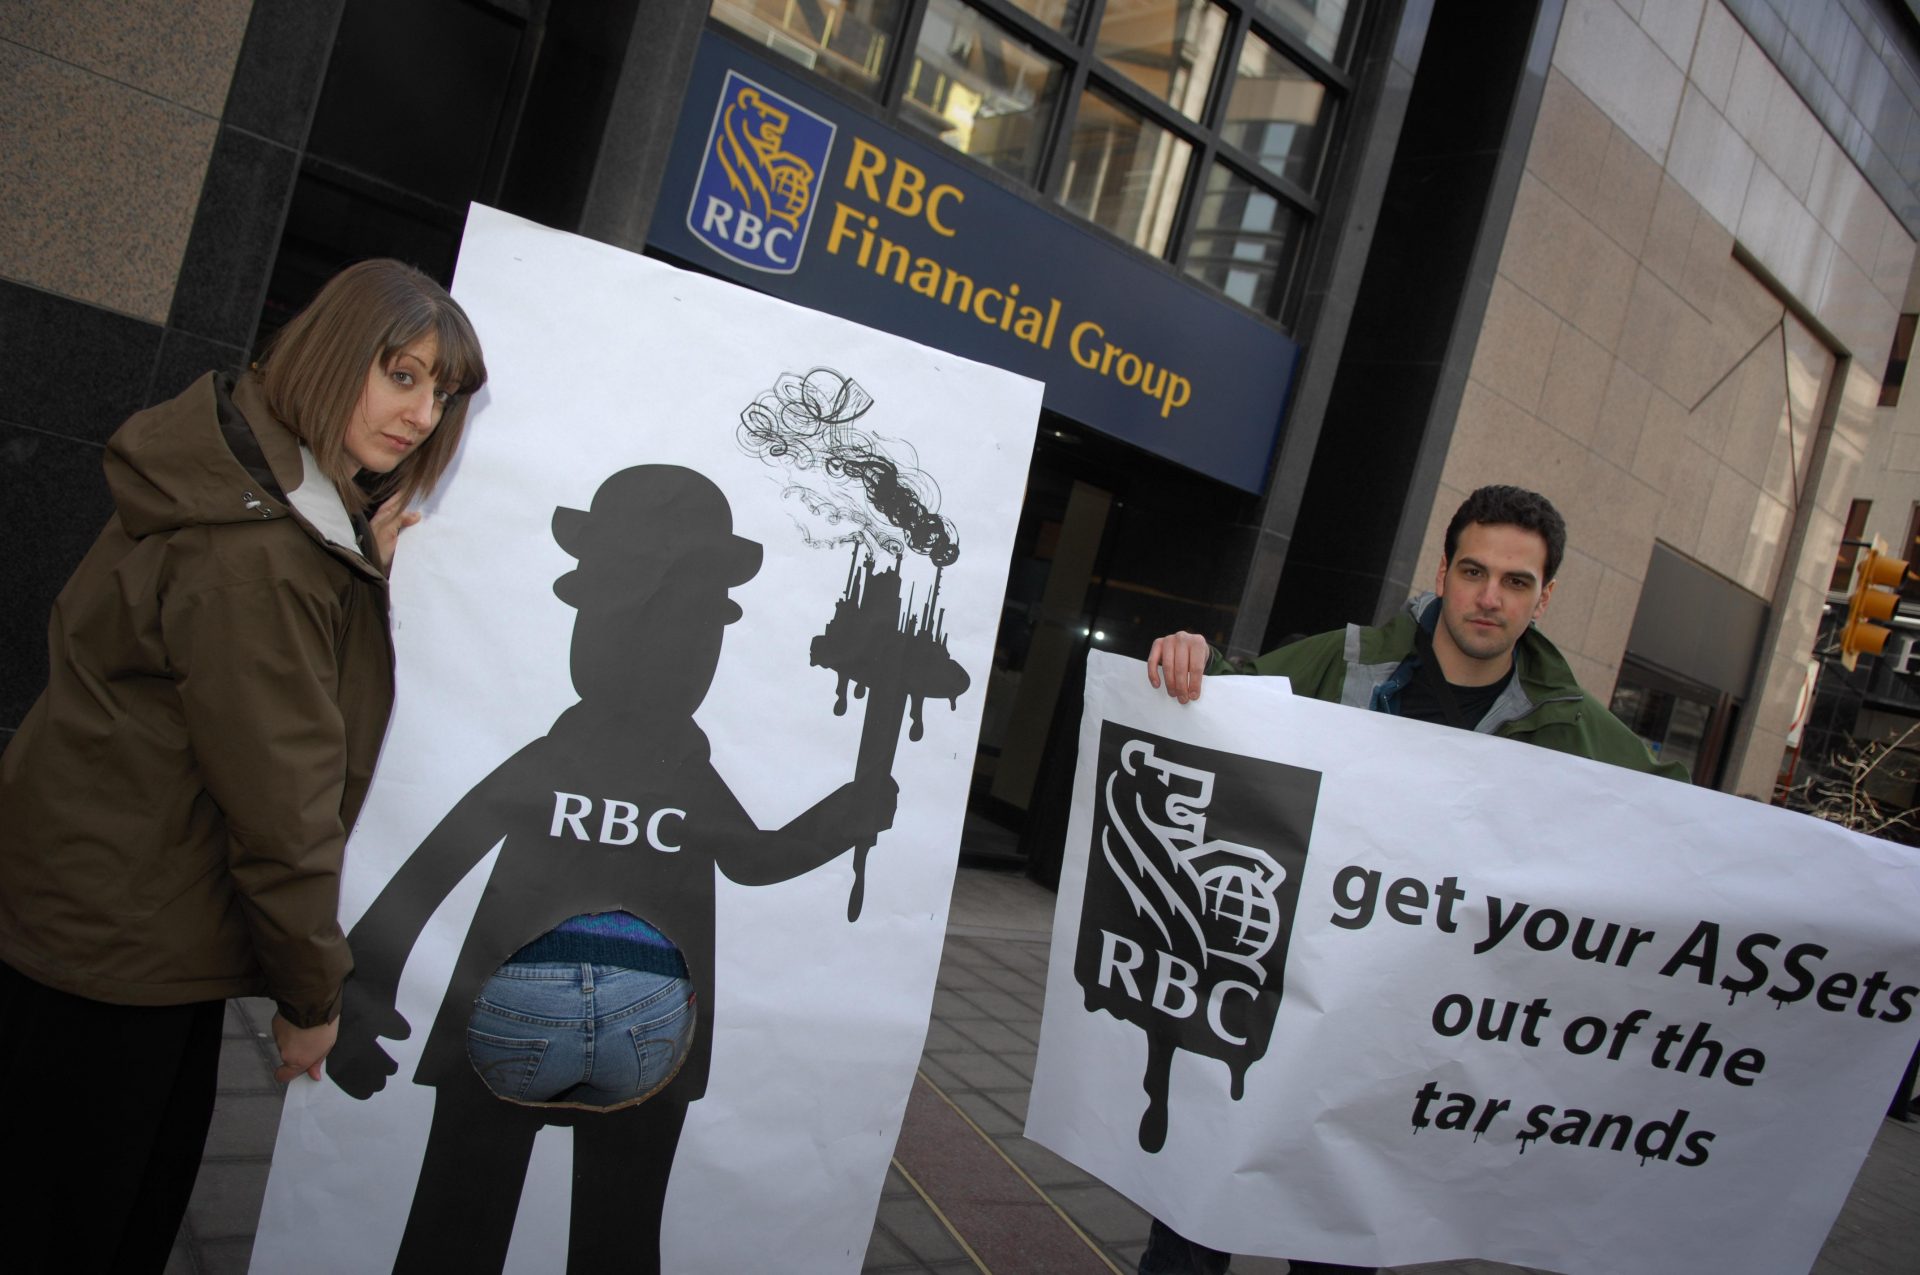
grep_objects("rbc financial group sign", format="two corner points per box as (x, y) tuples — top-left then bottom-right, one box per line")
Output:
(648, 34), (1301, 494)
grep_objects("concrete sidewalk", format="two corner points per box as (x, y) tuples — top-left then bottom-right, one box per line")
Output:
(171, 865), (1920, 1273)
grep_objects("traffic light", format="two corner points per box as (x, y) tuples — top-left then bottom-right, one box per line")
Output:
(1840, 537), (1909, 670)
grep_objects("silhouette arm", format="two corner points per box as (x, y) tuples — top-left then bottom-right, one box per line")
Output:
(705, 773), (897, 887)
(328, 763), (508, 1098)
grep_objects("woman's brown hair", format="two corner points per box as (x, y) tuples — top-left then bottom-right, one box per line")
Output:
(260, 259), (488, 511)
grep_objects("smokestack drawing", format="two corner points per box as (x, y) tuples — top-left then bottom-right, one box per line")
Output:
(738, 368), (969, 918)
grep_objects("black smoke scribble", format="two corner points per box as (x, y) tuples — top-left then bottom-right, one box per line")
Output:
(738, 367), (959, 568)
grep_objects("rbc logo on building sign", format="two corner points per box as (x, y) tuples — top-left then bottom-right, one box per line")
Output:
(688, 71), (836, 274)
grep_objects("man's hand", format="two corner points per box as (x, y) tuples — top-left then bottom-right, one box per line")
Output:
(271, 1014), (339, 1083)
(1146, 631), (1210, 704)
(370, 499), (422, 574)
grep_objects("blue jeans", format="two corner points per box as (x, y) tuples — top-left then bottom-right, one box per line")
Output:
(465, 961), (694, 1109)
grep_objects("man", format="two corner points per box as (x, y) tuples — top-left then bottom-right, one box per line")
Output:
(1139, 484), (1683, 1275)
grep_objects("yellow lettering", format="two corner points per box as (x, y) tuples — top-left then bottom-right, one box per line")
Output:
(1162, 375), (1191, 418)
(926, 184), (964, 236)
(1000, 283), (1020, 331)
(1013, 304), (1046, 344)
(1070, 320), (1103, 369)
(845, 138), (887, 200)
(940, 267), (976, 311)
(826, 202), (865, 257)
(973, 287), (1002, 325)
(876, 238), (912, 284)
(1042, 298), (1061, 349)
(1065, 318), (1191, 416)
(906, 257), (942, 297)
(886, 161), (928, 218)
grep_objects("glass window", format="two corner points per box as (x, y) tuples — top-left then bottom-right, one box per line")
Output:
(1006, 0), (1088, 34)
(1608, 661), (1727, 785)
(710, 0), (903, 98)
(1183, 162), (1298, 310)
(1222, 34), (1328, 187)
(1095, 0), (1228, 123)
(1057, 87), (1193, 256)
(1254, 0), (1350, 61)
(903, 0), (1065, 181)
(1661, 698), (1712, 780)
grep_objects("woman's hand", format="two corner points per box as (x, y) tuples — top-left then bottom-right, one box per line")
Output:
(370, 499), (422, 574)
(271, 1013), (340, 1083)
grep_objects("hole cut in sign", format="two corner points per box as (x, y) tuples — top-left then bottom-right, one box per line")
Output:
(463, 910), (696, 1112)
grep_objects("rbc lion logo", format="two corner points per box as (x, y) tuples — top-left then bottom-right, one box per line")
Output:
(1073, 725), (1319, 1152)
(689, 70), (836, 274)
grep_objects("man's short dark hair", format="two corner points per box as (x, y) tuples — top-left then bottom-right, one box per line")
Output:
(1444, 486), (1566, 582)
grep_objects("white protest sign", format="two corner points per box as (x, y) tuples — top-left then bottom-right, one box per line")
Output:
(252, 205), (1040, 1272)
(1027, 651), (1920, 1275)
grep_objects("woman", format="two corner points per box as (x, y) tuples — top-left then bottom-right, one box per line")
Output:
(0, 259), (487, 1271)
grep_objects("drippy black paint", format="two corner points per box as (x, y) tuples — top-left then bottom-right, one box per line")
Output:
(811, 547), (968, 916)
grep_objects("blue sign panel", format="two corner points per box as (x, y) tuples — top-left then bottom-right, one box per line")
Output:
(650, 34), (1301, 493)
(688, 70), (836, 274)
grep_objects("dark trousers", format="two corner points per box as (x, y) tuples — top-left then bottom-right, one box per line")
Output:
(0, 960), (225, 1274)
(1139, 1217), (1377, 1275)
(395, 1063), (690, 1274)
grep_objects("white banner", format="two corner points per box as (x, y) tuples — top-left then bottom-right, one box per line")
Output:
(253, 206), (1040, 1272)
(1027, 651), (1920, 1275)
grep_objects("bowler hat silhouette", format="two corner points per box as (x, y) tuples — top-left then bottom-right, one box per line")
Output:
(551, 465), (762, 609)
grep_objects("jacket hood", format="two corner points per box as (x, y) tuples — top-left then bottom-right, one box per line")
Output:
(105, 372), (303, 539)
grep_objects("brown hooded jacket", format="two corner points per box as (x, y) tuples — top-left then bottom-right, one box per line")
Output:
(0, 372), (393, 1026)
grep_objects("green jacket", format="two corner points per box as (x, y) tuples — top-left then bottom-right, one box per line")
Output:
(1216, 594), (1688, 782)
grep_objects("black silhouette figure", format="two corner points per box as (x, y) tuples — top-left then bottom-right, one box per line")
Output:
(328, 465), (897, 1273)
